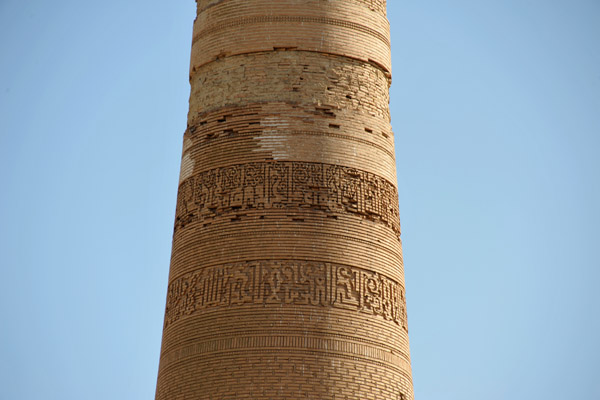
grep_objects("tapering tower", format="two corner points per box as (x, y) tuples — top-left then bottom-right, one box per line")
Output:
(155, 1), (413, 399)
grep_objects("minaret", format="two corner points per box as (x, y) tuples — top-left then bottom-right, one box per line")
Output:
(155, 1), (414, 399)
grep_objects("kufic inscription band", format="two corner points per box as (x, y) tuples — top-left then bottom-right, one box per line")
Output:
(164, 259), (408, 331)
(175, 160), (401, 234)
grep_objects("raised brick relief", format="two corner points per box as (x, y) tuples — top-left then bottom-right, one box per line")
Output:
(193, 15), (390, 48)
(156, 0), (414, 397)
(197, 0), (387, 16)
(164, 260), (408, 331)
(175, 160), (401, 235)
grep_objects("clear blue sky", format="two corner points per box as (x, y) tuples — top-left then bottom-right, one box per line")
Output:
(1, 1), (598, 399)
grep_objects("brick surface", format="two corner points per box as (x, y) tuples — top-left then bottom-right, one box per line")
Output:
(155, 0), (414, 398)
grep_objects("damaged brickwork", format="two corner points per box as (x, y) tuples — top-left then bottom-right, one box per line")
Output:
(155, 1), (414, 399)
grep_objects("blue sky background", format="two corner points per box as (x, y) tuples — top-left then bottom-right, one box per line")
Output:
(1, 1), (598, 399)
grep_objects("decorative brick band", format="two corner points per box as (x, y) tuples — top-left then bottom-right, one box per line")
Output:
(289, 131), (396, 159)
(192, 15), (390, 48)
(189, 128), (396, 160)
(159, 335), (412, 377)
(197, 0), (388, 16)
(164, 259), (408, 331)
(175, 160), (400, 234)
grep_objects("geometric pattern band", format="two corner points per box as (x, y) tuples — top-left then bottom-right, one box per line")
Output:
(175, 160), (401, 234)
(159, 335), (413, 375)
(193, 16), (390, 48)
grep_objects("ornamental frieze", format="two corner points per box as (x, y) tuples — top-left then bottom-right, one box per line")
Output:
(164, 260), (408, 332)
(175, 160), (401, 235)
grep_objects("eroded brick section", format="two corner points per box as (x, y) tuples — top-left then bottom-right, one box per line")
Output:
(155, 0), (414, 399)
(189, 51), (391, 122)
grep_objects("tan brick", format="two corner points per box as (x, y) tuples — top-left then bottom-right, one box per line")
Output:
(155, 0), (413, 399)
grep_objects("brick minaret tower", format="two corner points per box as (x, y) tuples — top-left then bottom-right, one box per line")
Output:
(155, 1), (414, 399)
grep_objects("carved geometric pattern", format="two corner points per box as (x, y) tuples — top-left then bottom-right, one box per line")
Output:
(175, 160), (401, 234)
(193, 15), (390, 48)
(164, 259), (408, 331)
(198, 0), (388, 16)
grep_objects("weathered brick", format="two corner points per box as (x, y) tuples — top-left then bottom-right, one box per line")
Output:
(155, 0), (413, 399)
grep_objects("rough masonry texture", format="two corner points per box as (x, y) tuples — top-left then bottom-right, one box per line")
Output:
(155, 0), (414, 398)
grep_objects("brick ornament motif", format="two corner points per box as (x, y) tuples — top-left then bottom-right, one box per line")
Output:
(155, 0), (414, 399)
(163, 260), (408, 331)
(174, 161), (401, 235)
(192, 15), (391, 48)
(198, 0), (388, 15)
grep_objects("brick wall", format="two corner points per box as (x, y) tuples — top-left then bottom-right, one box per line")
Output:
(155, 0), (414, 398)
